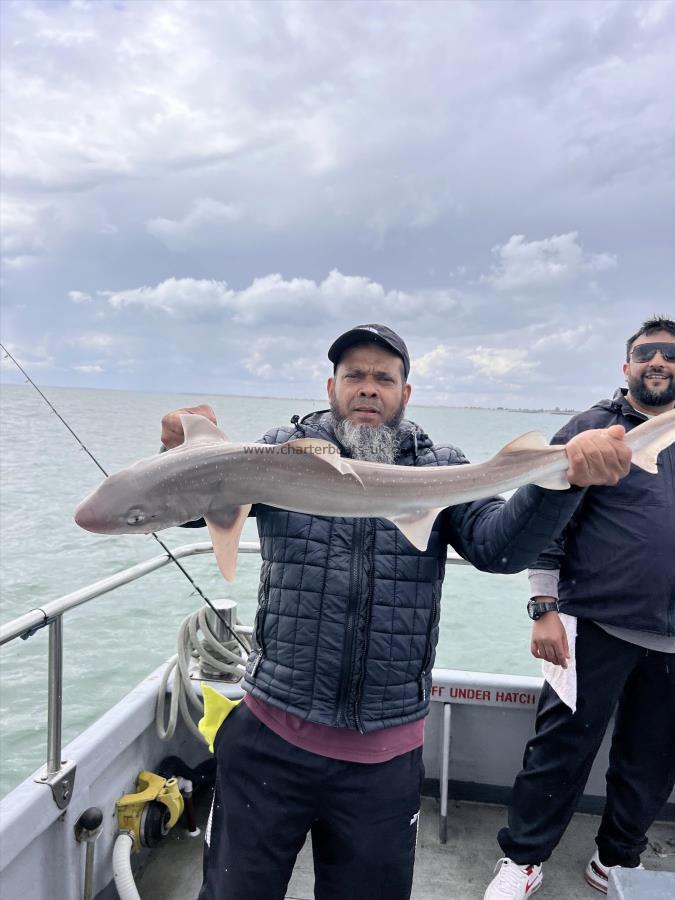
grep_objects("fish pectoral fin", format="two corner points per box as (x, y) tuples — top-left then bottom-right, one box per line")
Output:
(204, 503), (252, 581)
(387, 508), (445, 551)
(180, 414), (231, 444)
(283, 438), (363, 484)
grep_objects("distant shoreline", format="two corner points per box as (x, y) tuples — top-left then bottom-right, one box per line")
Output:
(0, 381), (579, 416)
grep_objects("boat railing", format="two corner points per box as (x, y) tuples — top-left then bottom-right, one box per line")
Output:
(0, 540), (470, 807)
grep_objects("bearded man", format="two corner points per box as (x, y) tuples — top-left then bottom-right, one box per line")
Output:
(485, 315), (675, 900)
(161, 323), (632, 900)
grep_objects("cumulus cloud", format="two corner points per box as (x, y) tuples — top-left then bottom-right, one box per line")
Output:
(68, 332), (116, 351)
(531, 324), (598, 352)
(146, 198), (241, 250)
(101, 277), (231, 317)
(466, 347), (539, 378)
(412, 345), (452, 379)
(68, 290), (92, 303)
(0, 198), (55, 269)
(482, 233), (617, 292)
(99, 270), (459, 325)
(0, 339), (54, 370)
(244, 341), (325, 384)
(73, 364), (104, 374)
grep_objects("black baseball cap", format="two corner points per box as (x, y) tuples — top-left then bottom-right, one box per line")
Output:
(328, 324), (410, 378)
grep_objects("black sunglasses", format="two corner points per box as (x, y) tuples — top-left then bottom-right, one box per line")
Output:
(630, 342), (675, 363)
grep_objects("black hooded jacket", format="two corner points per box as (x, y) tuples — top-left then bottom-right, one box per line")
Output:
(534, 390), (674, 635)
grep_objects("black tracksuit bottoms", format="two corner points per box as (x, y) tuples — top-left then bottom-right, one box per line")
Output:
(197, 702), (424, 900)
(498, 619), (675, 867)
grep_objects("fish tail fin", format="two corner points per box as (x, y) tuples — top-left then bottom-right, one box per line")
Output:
(625, 409), (675, 473)
(631, 446), (660, 474)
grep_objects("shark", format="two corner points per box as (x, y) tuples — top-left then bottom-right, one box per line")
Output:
(74, 410), (675, 581)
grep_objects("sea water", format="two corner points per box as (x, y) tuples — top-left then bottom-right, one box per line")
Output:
(0, 384), (571, 798)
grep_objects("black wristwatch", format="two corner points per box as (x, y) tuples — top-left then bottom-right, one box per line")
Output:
(527, 599), (559, 620)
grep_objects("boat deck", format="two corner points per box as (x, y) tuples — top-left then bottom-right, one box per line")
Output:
(137, 791), (675, 900)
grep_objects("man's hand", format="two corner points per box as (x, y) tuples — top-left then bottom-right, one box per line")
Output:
(530, 608), (569, 669)
(161, 403), (217, 449)
(565, 424), (631, 487)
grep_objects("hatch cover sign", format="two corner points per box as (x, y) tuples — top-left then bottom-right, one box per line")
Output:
(430, 683), (540, 708)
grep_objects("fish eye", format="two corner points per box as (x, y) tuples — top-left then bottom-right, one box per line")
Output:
(126, 508), (146, 526)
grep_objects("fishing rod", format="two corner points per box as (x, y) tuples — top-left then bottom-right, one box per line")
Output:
(0, 341), (249, 654)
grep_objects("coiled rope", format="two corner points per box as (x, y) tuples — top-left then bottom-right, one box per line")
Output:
(156, 606), (251, 742)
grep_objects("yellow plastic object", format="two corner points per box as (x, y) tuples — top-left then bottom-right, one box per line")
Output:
(116, 771), (184, 851)
(199, 684), (240, 752)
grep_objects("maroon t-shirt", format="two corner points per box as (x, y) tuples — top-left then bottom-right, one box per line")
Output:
(244, 693), (424, 764)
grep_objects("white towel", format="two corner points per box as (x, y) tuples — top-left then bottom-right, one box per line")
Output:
(541, 613), (577, 713)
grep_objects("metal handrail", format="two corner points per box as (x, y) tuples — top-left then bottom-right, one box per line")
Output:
(0, 541), (468, 647)
(0, 541), (255, 647)
(0, 539), (469, 802)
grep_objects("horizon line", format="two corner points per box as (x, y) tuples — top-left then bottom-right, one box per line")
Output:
(0, 379), (579, 414)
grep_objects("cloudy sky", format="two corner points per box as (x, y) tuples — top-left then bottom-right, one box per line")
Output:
(1, 0), (674, 410)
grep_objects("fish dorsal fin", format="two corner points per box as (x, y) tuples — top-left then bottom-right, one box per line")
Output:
(386, 508), (446, 552)
(495, 430), (569, 490)
(498, 431), (551, 453)
(180, 414), (231, 444)
(204, 503), (252, 581)
(284, 438), (363, 482)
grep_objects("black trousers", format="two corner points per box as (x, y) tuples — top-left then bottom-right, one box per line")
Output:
(198, 703), (424, 900)
(499, 619), (675, 867)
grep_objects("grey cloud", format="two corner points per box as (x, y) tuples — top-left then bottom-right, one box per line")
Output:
(1, 0), (673, 410)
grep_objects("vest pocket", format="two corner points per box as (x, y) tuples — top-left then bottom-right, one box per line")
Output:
(417, 591), (439, 701)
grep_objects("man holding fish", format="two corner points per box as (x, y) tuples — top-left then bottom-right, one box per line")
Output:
(485, 316), (675, 899)
(152, 323), (645, 900)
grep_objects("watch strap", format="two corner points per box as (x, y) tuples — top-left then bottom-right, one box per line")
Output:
(528, 599), (559, 620)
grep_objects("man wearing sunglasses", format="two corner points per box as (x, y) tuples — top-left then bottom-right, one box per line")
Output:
(485, 316), (675, 900)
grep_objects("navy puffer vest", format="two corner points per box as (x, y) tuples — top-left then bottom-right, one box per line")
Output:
(242, 411), (583, 732)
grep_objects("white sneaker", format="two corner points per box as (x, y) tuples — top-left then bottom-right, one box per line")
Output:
(484, 857), (543, 899)
(584, 849), (644, 894)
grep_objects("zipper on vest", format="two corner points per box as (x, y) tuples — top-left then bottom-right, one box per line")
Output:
(664, 448), (674, 636)
(251, 649), (264, 677)
(336, 519), (365, 727)
(251, 568), (271, 677)
(352, 522), (376, 733)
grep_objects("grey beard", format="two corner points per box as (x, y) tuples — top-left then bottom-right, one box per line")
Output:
(330, 406), (402, 464)
(628, 371), (675, 408)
